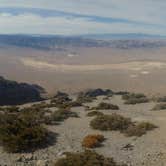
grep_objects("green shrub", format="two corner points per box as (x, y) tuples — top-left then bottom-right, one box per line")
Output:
(0, 112), (49, 153)
(87, 111), (104, 117)
(124, 122), (157, 137)
(90, 114), (132, 131)
(92, 102), (119, 110)
(54, 150), (126, 166)
(52, 109), (78, 122)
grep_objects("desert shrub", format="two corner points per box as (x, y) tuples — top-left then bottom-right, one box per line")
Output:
(31, 102), (55, 109)
(51, 109), (78, 122)
(124, 98), (149, 105)
(122, 93), (146, 100)
(90, 114), (157, 137)
(82, 134), (104, 148)
(54, 150), (126, 166)
(152, 103), (166, 110)
(50, 94), (82, 109)
(83, 89), (113, 97)
(51, 91), (72, 108)
(122, 93), (149, 104)
(20, 106), (47, 124)
(0, 106), (20, 113)
(76, 93), (95, 104)
(90, 114), (132, 131)
(57, 101), (83, 109)
(92, 102), (119, 110)
(0, 111), (48, 153)
(87, 111), (104, 117)
(124, 122), (157, 137)
(155, 96), (166, 102)
(114, 91), (129, 95)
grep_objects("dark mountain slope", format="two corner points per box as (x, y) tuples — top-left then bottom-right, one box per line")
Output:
(0, 76), (44, 105)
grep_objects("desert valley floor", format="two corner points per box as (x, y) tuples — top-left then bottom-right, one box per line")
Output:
(1, 46), (166, 95)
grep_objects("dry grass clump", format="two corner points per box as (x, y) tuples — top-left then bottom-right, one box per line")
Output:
(90, 114), (157, 137)
(0, 111), (49, 153)
(82, 134), (104, 148)
(124, 122), (157, 137)
(152, 103), (166, 111)
(87, 111), (104, 117)
(90, 114), (132, 131)
(122, 93), (149, 104)
(54, 150), (126, 166)
(92, 102), (119, 110)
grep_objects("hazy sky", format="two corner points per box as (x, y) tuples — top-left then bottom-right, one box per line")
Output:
(0, 0), (166, 35)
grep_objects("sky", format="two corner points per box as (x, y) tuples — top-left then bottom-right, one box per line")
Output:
(0, 0), (166, 35)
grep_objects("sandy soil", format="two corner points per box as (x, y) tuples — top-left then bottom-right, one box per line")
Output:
(1, 95), (166, 166)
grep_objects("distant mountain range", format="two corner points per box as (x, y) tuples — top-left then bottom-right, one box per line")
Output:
(81, 33), (166, 40)
(0, 34), (166, 50)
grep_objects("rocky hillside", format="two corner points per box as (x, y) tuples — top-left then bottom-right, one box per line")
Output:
(0, 76), (44, 105)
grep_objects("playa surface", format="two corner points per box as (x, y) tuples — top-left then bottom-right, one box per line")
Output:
(1, 46), (166, 95)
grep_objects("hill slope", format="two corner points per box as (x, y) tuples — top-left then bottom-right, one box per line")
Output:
(0, 76), (44, 105)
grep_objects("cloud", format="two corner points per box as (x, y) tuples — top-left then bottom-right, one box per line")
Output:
(0, 0), (166, 35)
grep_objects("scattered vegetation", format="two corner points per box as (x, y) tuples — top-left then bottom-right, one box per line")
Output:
(0, 111), (49, 153)
(155, 96), (166, 102)
(90, 114), (157, 137)
(124, 122), (157, 137)
(90, 114), (132, 131)
(0, 106), (20, 113)
(51, 91), (82, 109)
(82, 134), (104, 148)
(87, 111), (104, 117)
(83, 89), (113, 98)
(51, 109), (78, 122)
(152, 103), (166, 111)
(122, 93), (149, 104)
(54, 150), (126, 166)
(91, 102), (119, 110)
(76, 93), (95, 103)
(114, 91), (129, 95)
